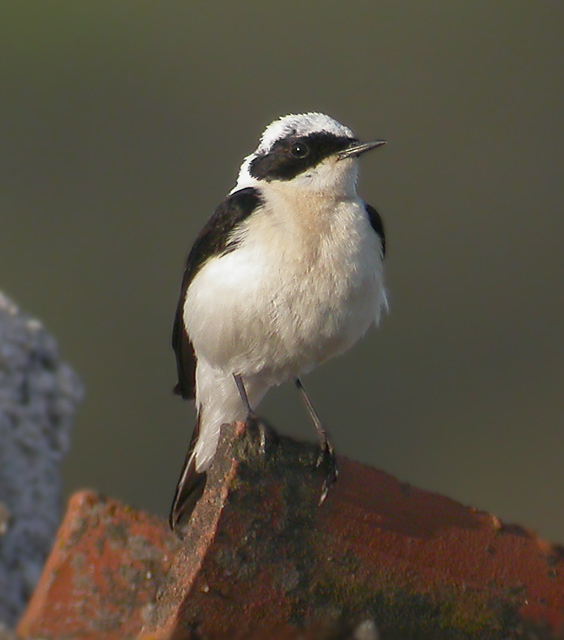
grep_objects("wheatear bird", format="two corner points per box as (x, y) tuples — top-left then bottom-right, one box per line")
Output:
(170, 112), (387, 532)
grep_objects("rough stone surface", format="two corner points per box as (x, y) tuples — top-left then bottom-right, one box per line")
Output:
(17, 491), (180, 640)
(0, 292), (83, 627)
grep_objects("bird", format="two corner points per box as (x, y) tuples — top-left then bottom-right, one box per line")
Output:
(170, 112), (387, 533)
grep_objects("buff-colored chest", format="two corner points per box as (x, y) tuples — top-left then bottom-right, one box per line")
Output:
(184, 190), (385, 382)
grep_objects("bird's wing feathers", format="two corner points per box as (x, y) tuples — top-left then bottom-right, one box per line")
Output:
(172, 286), (197, 399)
(169, 415), (206, 533)
(364, 202), (386, 258)
(172, 187), (264, 399)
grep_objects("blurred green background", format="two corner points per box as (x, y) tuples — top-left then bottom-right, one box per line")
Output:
(1, 2), (563, 540)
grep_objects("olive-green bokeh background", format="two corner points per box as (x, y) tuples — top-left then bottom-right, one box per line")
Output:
(1, 3), (563, 539)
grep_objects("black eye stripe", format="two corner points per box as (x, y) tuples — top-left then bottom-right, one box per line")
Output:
(249, 133), (355, 182)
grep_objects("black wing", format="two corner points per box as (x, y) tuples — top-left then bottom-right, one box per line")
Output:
(169, 414), (206, 533)
(365, 202), (386, 258)
(172, 187), (264, 399)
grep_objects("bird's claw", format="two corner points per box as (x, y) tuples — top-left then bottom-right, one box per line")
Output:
(316, 440), (338, 505)
(245, 412), (272, 458)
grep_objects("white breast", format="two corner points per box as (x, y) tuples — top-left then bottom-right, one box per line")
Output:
(184, 193), (386, 386)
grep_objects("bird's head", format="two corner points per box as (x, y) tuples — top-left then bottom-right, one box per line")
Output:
(233, 112), (385, 196)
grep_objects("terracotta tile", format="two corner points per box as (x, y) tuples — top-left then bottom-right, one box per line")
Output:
(18, 422), (564, 639)
(139, 422), (564, 639)
(17, 491), (179, 640)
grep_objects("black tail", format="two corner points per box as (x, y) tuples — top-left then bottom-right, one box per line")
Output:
(169, 419), (207, 535)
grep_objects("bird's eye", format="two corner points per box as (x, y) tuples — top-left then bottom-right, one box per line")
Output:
(290, 142), (309, 158)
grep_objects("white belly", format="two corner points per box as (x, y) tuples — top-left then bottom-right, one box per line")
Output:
(184, 199), (386, 386)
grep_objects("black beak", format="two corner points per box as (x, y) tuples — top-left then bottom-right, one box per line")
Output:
(337, 139), (387, 160)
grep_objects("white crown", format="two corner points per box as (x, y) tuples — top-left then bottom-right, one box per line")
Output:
(256, 112), (354, 154)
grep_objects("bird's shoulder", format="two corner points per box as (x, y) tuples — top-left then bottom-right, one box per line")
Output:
(172, 186), (263, 399)
(187, 186), (264, 279)
(364, 202), (386, 258)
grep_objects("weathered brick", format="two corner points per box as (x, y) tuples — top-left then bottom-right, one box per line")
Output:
(17, 490), (179, 640)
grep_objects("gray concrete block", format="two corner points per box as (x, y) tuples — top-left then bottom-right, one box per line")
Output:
(0, 292), (83, 627)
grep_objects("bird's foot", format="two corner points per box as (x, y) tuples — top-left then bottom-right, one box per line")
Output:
(244, 412), (276, 459)
(315, 439), (339, 505)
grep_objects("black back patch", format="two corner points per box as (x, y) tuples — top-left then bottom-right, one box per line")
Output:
(184, 187), (263, 278)
(249, 132), (355, 182)
(172, 187), (263, 399)
(365, 203), (386, 257)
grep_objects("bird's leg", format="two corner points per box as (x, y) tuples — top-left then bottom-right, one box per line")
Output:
(294, 378), (339, 503)
(233, 373), (255, 416)
(233, 373), (267, 454)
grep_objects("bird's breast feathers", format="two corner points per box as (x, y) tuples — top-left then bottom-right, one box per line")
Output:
(183, 196), (386, 383)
